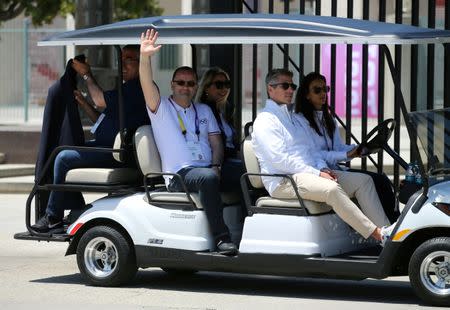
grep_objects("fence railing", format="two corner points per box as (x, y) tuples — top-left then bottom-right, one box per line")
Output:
(240, 0), (449, 189)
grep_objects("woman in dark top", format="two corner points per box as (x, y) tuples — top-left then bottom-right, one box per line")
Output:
(196, 67), (245, 209)
(196, 67), (239, 158)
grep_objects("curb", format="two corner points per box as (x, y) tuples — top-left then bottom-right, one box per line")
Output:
(0, 182), (33, 193)
(0, 167), (35, 178)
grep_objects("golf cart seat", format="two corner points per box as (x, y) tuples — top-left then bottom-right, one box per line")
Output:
(64, 133), (141, 185)
(134, 125), (240, 208)
(242, 137), (333, 215)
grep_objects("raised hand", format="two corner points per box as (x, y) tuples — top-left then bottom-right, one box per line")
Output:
(140, 29), (162, 57)
(72, 59), (90, 76)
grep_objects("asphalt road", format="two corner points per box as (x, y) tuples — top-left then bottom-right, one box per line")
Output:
(0, 193), (436, 310)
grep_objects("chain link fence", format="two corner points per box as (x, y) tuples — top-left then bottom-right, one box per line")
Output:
(0, 19), (66, 124)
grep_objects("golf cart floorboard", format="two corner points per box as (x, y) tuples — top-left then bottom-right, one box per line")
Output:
(14, 231), (71, 242)
(320, 246), (382, 262)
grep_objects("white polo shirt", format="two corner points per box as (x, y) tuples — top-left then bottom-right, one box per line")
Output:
(147, 96), (221, 185)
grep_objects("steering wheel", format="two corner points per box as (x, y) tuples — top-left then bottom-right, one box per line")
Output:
(358, 118), (396, 157)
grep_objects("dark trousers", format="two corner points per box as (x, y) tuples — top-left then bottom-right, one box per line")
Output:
(220, 158), (247, 216)
(348, 169), (400, 223)
(168, 166), (230, 241)
(46, 149), (121, 219)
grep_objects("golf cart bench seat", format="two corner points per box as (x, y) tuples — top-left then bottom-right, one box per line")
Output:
(63, 134), (141, 185)
(65, 168), (140, 184)
(135, 125), (240, 208)
(242, 138), (333, 215)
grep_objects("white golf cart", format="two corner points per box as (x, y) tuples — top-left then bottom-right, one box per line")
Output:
(14, 14), (450, 307)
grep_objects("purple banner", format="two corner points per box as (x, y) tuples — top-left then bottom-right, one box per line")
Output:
(321, 44), (379, 118)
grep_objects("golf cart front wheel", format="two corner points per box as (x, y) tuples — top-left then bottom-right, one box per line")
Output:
(409, 237), (450, 307)
(76, 225), (137, 286)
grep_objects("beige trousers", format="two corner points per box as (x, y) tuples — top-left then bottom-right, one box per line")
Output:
(271, 170), (390, 239)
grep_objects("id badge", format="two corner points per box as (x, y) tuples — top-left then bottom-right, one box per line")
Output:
(186, 141), (204, 161)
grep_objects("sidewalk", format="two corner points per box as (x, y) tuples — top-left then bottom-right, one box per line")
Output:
(0, 165), (34, 193)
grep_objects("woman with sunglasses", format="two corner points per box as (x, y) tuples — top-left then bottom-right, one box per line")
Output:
(294, 72), (399, 223)
(196, 67), (246, 221)
(195, 67), (238, 159)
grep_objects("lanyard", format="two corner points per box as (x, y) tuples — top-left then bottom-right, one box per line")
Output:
(169, 97), (200, 141)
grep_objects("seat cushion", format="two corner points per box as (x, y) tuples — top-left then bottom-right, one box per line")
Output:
(256, 196), (333, 215)
(65, 168), (140, 185)
(148, 191), (240, 209)
(149, 192), (202, 208)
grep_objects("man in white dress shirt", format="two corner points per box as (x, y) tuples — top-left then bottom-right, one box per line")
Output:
(252, 68), (391, 242)
(139, 29), (237, 255)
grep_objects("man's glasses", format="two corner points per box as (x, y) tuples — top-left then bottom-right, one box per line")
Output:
(312, 85), (331, 94)
(173, 80), (197, 87)
(210, 80), (231, 90)
(270, 82), (298, 90)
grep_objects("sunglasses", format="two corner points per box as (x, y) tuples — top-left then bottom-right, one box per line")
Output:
(270, 82), (298, 90)
(210, 80), (231, 90)
(173, 80), (197, 87)
(311, 85), (331, 94)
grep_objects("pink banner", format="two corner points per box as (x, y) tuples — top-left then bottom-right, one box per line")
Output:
(321, 44), (379, 118)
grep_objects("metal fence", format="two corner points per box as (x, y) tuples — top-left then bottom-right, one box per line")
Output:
(240, 0), (449, 189)
(0, 19), (66, 123)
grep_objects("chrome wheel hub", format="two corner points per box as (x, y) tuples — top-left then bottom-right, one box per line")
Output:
(84, 237), (118, 278)
(420, 250), (450, 296)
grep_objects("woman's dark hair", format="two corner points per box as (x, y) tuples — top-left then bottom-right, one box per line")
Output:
(294, 72), (335, 139)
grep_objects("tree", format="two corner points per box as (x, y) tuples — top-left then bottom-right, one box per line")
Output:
(0, 0), (163, 26)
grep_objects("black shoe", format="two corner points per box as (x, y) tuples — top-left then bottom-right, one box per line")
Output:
(31, 214), (63, 234)
(217, 240), (238, 256)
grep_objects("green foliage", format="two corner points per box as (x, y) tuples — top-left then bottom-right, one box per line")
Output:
(0, 0), (163, 26)
(113, 0), (163, 21)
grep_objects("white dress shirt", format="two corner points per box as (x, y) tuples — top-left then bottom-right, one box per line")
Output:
(252, 99), (328, 195)
(295, 111), (355, 170)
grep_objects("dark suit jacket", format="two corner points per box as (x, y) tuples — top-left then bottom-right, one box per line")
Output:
(35, 60), (85, 182)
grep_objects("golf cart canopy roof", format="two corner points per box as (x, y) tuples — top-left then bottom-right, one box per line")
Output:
(38, 13), (450, 46)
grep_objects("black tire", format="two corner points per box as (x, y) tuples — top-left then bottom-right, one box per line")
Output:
(161, 268), (198, 276)
(408, 237), (450, 307)
(76, 225), (137, 286)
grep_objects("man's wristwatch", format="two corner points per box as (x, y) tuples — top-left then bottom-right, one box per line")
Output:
(82, 73), (90, 81)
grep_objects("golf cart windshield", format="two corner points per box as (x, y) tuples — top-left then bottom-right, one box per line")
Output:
(408, 108), (450, 179)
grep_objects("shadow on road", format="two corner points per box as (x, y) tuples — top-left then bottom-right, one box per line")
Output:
(31, 269), (422, 306)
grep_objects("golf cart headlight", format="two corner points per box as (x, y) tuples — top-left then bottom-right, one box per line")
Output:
(432, 202), (450, 216)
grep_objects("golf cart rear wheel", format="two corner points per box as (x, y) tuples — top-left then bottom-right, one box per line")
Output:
(76, 225), (137, 286)
(409, 237), (450, 307)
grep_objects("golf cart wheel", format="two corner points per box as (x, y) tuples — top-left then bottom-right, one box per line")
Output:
(409, 237), (450, 306)
(161, 268), (198, 276)
(76, 225), (137, 286)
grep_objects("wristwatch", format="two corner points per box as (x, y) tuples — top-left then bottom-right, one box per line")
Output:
(82, 73), (90, 81)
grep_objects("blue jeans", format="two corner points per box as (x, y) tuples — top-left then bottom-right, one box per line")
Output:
(46, 149), (122, 219)
(168, 166), (230, 241)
